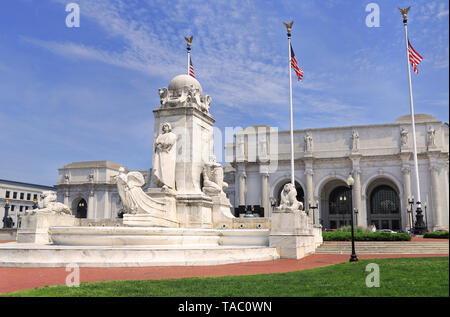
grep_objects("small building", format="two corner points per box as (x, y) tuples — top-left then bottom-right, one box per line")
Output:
(0, 179), (55, 228)
(54, 161), (151, 219)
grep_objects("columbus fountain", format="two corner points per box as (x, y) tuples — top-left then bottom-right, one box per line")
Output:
(0, 74), (322, 267)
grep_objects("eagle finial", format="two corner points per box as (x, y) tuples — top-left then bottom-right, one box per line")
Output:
(184, 35), (194, 48)
(283, 21), (294, 34)
(398, 7), (411, 20)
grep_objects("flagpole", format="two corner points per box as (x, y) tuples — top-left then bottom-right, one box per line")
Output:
(185, 36), (193, 75)
(284, 21), (295, 186)
(399, 7), (426, 234)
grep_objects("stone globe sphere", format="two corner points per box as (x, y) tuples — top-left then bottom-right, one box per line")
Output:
(168, 74), (203, 95)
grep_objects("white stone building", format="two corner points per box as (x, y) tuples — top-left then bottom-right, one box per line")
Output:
(225, 114), (449, 231)
(54, 161), (150, 220)
(0, 179), (55, 227)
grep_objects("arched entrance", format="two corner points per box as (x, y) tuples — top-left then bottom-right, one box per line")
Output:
(75, 198), (87, 219)
(328, 186), (353, 229)
(368, 184), (401, 230)
(318, 178), (352, 229)
(276, 181), (304, 206)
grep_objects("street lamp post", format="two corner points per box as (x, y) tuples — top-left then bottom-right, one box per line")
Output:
(424, 202), (428, 233)
(2, 200), (11, 229)
(347, 173), (358, 263)
(270, 197), (277, 218)
(32, 198), (38, 209)
(354, 208), (359, 227)
(407, 196), (415, 233)
(308, 200), (319, 225)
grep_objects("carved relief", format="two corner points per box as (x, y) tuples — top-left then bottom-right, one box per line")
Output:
(158, 85), (211, 113)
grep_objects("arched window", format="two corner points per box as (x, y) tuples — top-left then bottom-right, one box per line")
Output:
(329, 186), (352, 215)
(370, 185), (399, 214)
(76, 199), (87, 218)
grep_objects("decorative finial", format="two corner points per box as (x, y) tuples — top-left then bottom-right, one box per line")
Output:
(283, 21), (293, 34)
(398, 7), (410, 22)
(184, 35), (193, 49)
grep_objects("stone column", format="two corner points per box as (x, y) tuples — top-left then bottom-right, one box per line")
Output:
(350, 155), (364, 227)
(305, 168), (314, 221)
(238, 171), (247, 207)
(430, 164), (442, 230)
(353, 168), (363, 227)
(104, 189), (110, 219)
(87, 190), (95, 219)
(401, 165), (412, 229)
(64, 190), (69, 207)
(261, 172), (269, 217)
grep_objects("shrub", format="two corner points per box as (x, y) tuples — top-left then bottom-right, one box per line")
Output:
(323, 231), (411, 241)
(423, 231), (449, 239)
(337, 226), (371, 233)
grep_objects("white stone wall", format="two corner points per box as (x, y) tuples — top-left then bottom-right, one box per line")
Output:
(228, 115), (449, 231)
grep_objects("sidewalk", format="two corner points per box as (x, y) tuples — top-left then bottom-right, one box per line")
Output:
(0, 253), (447, 294)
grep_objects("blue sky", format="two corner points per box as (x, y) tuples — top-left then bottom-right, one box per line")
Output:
(0, 0), (448, 185)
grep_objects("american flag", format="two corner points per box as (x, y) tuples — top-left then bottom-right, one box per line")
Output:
(408, 40), (423, 74)
(189, 57), (195, 78)
(290, 43), (303, 81)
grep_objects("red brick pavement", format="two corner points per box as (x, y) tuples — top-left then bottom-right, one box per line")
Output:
(0, 253), (447, 294)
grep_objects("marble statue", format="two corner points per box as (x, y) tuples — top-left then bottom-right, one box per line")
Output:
(153, 122), (177, 190)
(28, 191), (71, 215)
(158, 88), (169, 106)
(237, 135), (245, 159)
(259, 134), (267, 157)
(304, 132), (313, 152)
(276, 183), (304, 212)
(115, 167), (166, 214)
(400, 128), (409, 147)
(158, 84), (211, 113)
(427, 127), (436, 147)
(202, 156), (228, 196)
(351, 129), (359, 151)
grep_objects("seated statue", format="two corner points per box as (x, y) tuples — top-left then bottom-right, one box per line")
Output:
(276, 183), (304, 212)
(28, 191), (71, 215)
(202, 156), (228, 196)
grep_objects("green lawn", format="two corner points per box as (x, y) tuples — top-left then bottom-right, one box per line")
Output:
(3, 257), (448, 297)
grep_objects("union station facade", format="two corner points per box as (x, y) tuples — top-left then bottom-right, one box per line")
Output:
(223, 114), (449, 231)
(54, 114), (449, 232)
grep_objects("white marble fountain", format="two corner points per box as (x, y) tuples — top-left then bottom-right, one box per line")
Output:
(0, 75), (321, 267)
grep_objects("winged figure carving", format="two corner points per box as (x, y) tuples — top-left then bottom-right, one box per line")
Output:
(184, 35), (194, 47)
(283, 21), (294, 32)
(398, 7), (410, 20)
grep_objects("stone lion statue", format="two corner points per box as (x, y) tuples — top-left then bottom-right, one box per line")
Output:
(29, 191), (72, 215)
(276, 183), (304, 211)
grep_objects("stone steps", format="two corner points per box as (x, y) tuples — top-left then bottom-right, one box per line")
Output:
(0, 243), (280, 267)
(316, 241), (449, 254)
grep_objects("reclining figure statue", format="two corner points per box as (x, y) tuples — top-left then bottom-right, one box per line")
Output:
(115, 167), (166, 215)
(276, 183), (304, 212)
(28, 191), (72, 215)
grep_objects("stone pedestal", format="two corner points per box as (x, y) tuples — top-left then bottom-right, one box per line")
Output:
(123, 188), (178, 227)
(210, 193), (234, 229)
(176, 194), (213, 228)
(17, 213), (77, 244)
(269, 209), (319, 259)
